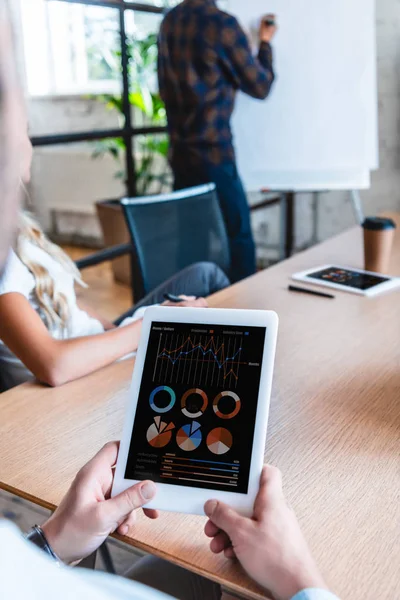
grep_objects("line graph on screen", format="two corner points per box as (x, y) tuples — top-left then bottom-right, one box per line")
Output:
(152, 333), (246, 388)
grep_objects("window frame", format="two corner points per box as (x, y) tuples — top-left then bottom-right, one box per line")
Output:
(30, 0), (172, 197)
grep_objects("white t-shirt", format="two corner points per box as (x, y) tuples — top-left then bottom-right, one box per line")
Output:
(0, 241), (145, 390)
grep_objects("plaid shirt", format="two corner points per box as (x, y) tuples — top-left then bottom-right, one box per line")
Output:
(158, 0), (275, 166)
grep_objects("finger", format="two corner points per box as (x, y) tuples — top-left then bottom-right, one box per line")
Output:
(224, 546), (236, 559)
(75, 441), (120, 493)
(204, 519), (220, 538)
(117, 511), (137, 536)
(210, 531), (232, 554)
(143, 508), (160, 520)
(78, 442), (120, 475)
(204, 500), (245, 537)
(253, 465), (283, 521)
(195, 298), (208, 307)
(117, 506), (159, 535)
(106, 480), (156, 524)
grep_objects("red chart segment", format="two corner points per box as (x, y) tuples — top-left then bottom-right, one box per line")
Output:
(181, 388), (208, 418)
(147, 417), (175, 448)
(213, 391), (241, 419)
(206, 427), (233, 455)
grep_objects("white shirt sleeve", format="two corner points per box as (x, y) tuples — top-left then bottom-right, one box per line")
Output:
(0, 521), (173, 600)
(291, 589), (341, 600)
(0, 250), (35, 299)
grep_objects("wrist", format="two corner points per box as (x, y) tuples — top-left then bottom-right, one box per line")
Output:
(41, 517), (73, 565)
(26, 525), (62, 565)
(278, 567), (328, 600)
(260, 37), (272, 44)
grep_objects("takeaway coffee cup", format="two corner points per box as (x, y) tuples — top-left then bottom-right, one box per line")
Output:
(362, 217), (396, 274)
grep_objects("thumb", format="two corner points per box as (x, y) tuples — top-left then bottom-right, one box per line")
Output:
(253, 465), (283, 521)
(106, 481), (157, 523)
(204, 499), (245, 536)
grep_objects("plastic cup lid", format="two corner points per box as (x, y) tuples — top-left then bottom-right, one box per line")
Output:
(362, 217), (397, 231)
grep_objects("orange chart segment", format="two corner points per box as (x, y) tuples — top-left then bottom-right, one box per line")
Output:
(206, 427), (233, 455)
(147, 418), (175, 448)
(213, 391), (241, 419)
(181, 388), (208, 418)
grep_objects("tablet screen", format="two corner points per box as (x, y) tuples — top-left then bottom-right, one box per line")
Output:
(305, 267), (389, 290)
(124, 321), (266, 494)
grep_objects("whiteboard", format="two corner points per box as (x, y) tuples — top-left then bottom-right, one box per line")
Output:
(226, 0), (378, 191)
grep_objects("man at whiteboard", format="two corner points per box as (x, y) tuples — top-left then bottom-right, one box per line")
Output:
(158, 1), (277, 282)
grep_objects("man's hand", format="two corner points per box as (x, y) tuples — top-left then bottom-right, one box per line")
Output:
(259, 14), (278, 43)
(162, 295), (208, 308)
(41, 442), (158, 564)
(204, 466), (328, 600)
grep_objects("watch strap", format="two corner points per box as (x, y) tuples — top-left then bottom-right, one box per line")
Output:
(25, 525), (61, 565)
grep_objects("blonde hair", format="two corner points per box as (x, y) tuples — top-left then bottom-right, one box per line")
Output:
(16, 212), (87, 332)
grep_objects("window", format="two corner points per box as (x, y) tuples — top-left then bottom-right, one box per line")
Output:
(21, 0), (184, 200)
(20, 0), (121, 96)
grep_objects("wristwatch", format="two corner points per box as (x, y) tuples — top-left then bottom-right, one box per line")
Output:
(25, 525), (62, 565)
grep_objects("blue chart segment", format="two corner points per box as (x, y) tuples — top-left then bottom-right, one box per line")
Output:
(152, 332), (246, 388)
(149, 386), (176, 413)
(176, 422), (202, 452)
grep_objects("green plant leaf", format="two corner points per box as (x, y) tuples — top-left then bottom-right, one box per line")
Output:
(92, 31), (171, 195)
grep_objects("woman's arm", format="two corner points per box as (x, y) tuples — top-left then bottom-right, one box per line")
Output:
(0, 293), (142, 387)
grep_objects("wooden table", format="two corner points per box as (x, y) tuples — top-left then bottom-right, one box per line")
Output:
(1, 215), (399, 600)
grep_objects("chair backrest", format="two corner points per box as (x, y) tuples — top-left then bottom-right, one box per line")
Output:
(121, 183), (231, 302)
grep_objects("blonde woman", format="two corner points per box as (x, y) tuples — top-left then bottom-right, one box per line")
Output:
(0, 135), (229, 391)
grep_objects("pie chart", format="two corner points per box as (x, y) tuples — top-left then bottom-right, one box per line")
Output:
(176, 421), (202, 452)
(206, 428), (233, 455)
(149, 386), (176, 414)
(213, 391), (241, 419)
(147, 416), (175, 448)
(181, 388), (208, 418)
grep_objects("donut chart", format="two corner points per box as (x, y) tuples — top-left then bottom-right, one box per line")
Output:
(149, 386), (176, 414)
(213, 391), (241, 419)
(181, 388), (208, 418)
(146, 416), (175, 448)
(206, 427), (233, 455)
(176, 422), (202, 452)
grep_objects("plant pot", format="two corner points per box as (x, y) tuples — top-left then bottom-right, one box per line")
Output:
(96, 199), (131, 286)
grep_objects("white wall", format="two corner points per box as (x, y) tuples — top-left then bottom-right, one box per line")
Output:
(26, 0), (400, 256)
(252, 0), (400, 260)
(28, 97), (124, 238)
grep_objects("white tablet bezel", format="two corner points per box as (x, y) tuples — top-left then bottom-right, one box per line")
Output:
(292, 264), (400, 297)
(112, 306), (278, 516)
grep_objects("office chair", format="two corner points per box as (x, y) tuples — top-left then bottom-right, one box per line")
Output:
(121, 183), (231, 303)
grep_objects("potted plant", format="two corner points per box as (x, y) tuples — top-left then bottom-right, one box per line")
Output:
(94, 32), (171, 285)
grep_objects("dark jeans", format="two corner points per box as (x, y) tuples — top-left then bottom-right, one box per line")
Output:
(126, 555), (221, 600)
(173, 161), (256, 283)
(114, 261), (230, 325)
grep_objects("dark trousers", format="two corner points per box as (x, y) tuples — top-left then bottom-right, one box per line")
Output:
(114, 261), (230, 325)
(173, 161), (256, 283)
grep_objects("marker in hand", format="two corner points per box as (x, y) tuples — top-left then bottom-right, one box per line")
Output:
(163, 293), (184, 304)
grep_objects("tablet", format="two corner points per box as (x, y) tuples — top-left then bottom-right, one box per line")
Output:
(113, 306), (278, 516)
(292, 265), (400, 297)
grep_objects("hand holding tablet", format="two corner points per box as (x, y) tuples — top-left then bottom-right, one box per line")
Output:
(113, 307), (278, 516)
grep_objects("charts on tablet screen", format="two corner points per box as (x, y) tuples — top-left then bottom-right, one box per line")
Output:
(125, 322), (266, 494)
(153, 331), (245, 388)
